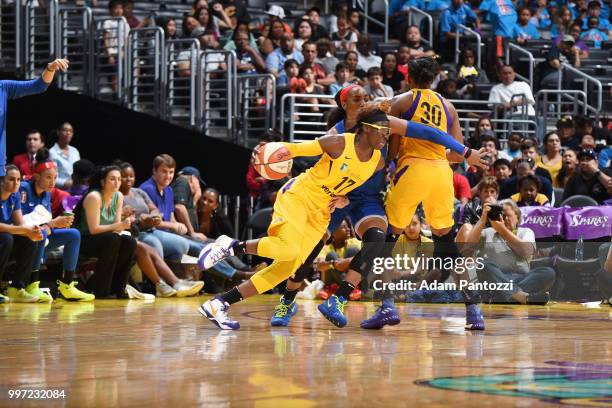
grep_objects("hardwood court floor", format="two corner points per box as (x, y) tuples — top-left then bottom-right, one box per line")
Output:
(1, 296), (611, 408)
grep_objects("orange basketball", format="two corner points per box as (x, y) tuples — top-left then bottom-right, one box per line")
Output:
(252, 142), (293, 180)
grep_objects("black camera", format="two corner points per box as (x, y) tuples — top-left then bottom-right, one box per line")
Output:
(487, 204), (503, 221)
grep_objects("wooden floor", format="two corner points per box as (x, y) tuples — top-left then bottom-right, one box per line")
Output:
(1, 296), (612, 407)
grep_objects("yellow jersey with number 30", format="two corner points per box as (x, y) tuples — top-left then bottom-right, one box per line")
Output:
(398, 88), (452, 162)
(283, 133), (381, 209)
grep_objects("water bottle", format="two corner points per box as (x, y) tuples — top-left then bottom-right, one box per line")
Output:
(575, 235), (584, 261)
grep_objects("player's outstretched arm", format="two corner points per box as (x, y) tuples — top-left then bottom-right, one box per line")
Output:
(280, 134), (346, 160)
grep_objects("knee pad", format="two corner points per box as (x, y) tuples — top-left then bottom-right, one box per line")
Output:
(349, 227), (386, 275)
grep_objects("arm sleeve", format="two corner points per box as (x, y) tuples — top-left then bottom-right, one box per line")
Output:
(2, 77), (49, 100)
(281, 140), (324, 157)
(404, 121), (467, 155)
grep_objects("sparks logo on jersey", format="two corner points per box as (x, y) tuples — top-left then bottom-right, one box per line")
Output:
(340, 164), (348, 172)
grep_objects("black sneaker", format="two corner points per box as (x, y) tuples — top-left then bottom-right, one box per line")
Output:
(526, 291), (550, 305)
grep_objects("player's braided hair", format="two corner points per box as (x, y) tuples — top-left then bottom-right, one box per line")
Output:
(408, 56), (439, 88)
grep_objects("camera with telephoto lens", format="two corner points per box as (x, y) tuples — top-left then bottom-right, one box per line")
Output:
(487, 203), (504, 221)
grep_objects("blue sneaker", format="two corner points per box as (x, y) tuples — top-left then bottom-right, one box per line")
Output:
(360, 305), (401, 329)
(465, 304), (485, 331)
(270, 296), (298, 327)
(318, 295), (348, 327)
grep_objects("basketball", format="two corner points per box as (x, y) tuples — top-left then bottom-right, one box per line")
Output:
(252, 142), (293, 180)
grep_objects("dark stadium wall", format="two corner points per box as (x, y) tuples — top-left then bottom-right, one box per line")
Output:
(5, 86), (250, 195)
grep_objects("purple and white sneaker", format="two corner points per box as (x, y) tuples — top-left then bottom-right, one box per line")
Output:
(360, 305), (401, 330)
(465, 304), (485, 330)
(198, 235), (238, 270)
(198, 296), (240, 330)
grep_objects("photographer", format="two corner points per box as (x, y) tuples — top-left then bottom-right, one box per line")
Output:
(464, 199), (555, 304)
(456, 176), (499, 243)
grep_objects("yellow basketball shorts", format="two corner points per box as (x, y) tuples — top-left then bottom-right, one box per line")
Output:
(384, 158), (455, 231)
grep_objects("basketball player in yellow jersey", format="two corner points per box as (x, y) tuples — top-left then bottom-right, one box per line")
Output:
(382, 57), (487, 330)
(196, 109), (389, 329)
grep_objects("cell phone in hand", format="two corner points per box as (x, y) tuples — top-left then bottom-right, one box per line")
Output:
(488, 204), (504, 221)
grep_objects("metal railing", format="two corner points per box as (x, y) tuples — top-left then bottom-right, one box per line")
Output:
(236, 73), (276, 146)
(560, 63), (603, 119)
(459, 117), (539, 142)
(455, 24), (482, 68)
(126, 27), (164, 115)
(164, 39), (200, 127)
(405, 7), (434, 47)
(280, 93), (335, 142)
(354, 0), (389, 42)
(505, 42), (535, 90)
(25, 0), (58, 79)
(0, 2), (22, 73)
(91, 16), (129, 102)
(535, 90), (588, 129)
(56, 6), (92, 93)
(196, 50), (237, 140)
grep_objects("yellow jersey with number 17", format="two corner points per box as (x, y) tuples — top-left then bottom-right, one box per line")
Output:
(282, 133), (381, 209)
(398, 88), (452, 162)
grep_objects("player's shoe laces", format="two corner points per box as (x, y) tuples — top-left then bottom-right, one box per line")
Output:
(318, 294), (348, 328)
(199, 296), (240, 330)
(270, 296), (298, 327)
(360, 305), (401, 329)
(465, 304), (485, 330)
(198, 235), (237, 270)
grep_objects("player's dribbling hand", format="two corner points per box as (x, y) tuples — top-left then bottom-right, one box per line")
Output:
(467, 148), (489, 170)
(47, 58), (70, 72)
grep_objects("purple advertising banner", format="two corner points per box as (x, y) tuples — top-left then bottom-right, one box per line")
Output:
(519, 206), (564, 238)
(562, 206), (612, 240)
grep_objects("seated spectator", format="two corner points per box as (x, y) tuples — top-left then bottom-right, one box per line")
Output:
(572, 0), (589, 23)
(456, 48), (489, 98)
(363, 67), (394, 99)
(158, 16), (177, 41)
(182, 14), (201, 38)
(465, 199), (555, 304)
(123, 0), (149, 29)
(440, 0), (480, 55)
(479, 0), (517, 39)
(396, 45), (410, 82)
(488, 65), (536, 117)
(392, 214), (434, 283)
(381, 52), (406, 94)
(344, 51), (367, 85)
(315, 219), (361, 292)
(500, 157), (553, 201)
(348, 8), (362, 34)
(513, 7), (541, 44)
(75, 165), (137, 298)
(574, 114), (610, 144)
(264, 5), (292, 34)
(329, 62), (351, 96)
(563, 148), (612, 203)
(0, 165), (44, 303)
(223, 21), (258, 52)
(493, 158), (513, 182)
(555, 148), (579, 188)
(456, 176), (499, 241)
(315, 38), (340, 75)
(580, 16), (609, 48)
(403, 25), (435, 60)
(531, 0), (552, 29)
(468, 116), (494, 148)
(197, 188), (234, 238)
(306, 7), (329, 40)
(265, 33), (304, 79)
(536, 132), (563, 182)
(234, 31), (266, 74)
(196, 4), (231, 37)
(355, 34), (382, 72)
(511, 174), (550, 206)
(50, 122), (80, 190)
(103, 0), (130, 91)
(539, 35), (581, 90)
(551, 6), (573, 38)
(557, 115), (580, 149)
(438, 78), (472, 99)
(13, 129), (44, 180)
(452, 164), (472, 205)
(581, 1), (612, 35)
(481, 131), (512, 162)
(220, 0), (250, 27)
(177, 29), (227, 76)
(119, 164), (203, 298)
(554, 23), (590, 57)
(171, 166), (207, 243)
(246, 129), (283, 206)
(68, 159), (95, 196)
(521, 138), (553, 181)
(501, 132), (523, 160)
(297, 66), (326, 109)
(302, 42), (335, 87)
(579, 133), (596, 150)
(277, 59), (299, 87)
(19, 149), (93, 301)
(258, 20), (284, 56)
(331, 13), (358, 52)
(294, 19), (314, 51)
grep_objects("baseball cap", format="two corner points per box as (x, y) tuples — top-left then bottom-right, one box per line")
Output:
(561, 34), (575, 44)
(266, 5), (285, 19)
(556, 115), (573, 128)
(577, 148), (597, 160)
(178, 166), (206, 186)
